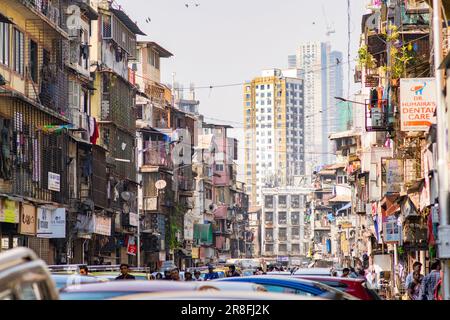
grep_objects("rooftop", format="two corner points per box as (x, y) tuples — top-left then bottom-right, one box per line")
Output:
(138, 41), (173, 58)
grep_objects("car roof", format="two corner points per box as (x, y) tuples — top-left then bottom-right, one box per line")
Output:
(61, 280), (194, 292)
(297, 275), (365, 283)
(110, 290), (325, 300)
(216, 275), (319, 286)
(293, 268), (332, 275)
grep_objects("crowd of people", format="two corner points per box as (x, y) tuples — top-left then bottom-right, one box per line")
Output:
(404, 259), (442, 300)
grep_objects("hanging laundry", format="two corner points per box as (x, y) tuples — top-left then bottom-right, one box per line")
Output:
(89, 116), (95, 138)
(90, 118), (99, 145)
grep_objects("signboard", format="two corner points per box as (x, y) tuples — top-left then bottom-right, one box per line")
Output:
(127, 235), (137, 256)
(0, 199), (19, 223)
(184, 211), (194, 241)
(385, 159), (404, 193)
(48, 172), (61, 192)
(37, 208), (66, 238)
(75, 214), (94, 234)
(93, 215), (112, 236)
(383, 215), (400, 243)
(129, 212), (138, 227)
(192, 247), (200, 259)
(19, 204), (36, 235)
(400, 78), (436, 131)
(144, 197), (158, 211)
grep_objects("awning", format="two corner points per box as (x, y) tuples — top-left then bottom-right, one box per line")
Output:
(318, 170), (336, 176)
(336, 202), (352, 214)
(0, 13), (14, 24)
(329, 195), (352, 202)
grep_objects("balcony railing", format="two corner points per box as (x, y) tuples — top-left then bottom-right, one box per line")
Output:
(365, 99), (395, 132)
(143, 141), (172, 168)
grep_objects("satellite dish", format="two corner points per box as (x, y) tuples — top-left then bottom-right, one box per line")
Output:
(121, 191), (132, 201)
(155, 180), (167, 190)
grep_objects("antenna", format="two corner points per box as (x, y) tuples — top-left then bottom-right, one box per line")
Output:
(322, 5), (335, 37)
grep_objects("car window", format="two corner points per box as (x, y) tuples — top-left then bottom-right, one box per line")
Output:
(60, 291), (140, 300)
(0, 289), (14, 300)
(18, 282), (42, 300)
(320, 281), (348, 288)
(263, 284), (313, 296)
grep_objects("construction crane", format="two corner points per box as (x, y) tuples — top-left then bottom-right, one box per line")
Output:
(322, 5), (336, 37)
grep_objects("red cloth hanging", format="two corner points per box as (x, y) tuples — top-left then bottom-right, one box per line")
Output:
(428, 212), (436, 246)
(90, 118), (99, 145)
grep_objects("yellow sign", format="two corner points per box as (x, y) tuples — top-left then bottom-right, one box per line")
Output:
(0, 199), (19, 224)
(192, 247), (200, 259)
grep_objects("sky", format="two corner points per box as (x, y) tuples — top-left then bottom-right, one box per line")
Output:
(116, 0), (368, 178)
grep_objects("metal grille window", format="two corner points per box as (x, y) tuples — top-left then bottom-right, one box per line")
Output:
(13, 28), (24, 75)
(2, 97), (69, 204)
(0, 22), (10, 66)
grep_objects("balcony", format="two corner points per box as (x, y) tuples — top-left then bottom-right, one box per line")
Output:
(365, 99), (394, 132)
(214, 205), (228, 220)
(143, 141), (172, 169)
(278, 236), (287, 242)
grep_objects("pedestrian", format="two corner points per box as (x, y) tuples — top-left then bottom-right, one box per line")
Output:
(419, 259), (441, 300)
(342, 268), (350, 278)
(115, 264), (136, 280)
(349, 267), (359, 278)
(204, 265), (219, 281)
(170, 268), (181, 281)
(155, 273), (163, 280)
(164, 270), (172, 280)
(407, 270), (422, 300)
(193, 270), (203, 281)
(79, 265), (88, 276)
(227, 265), (240, 277)
(434, 269), (444, 300)
(254, 267), (264, 275)
(404, 261), (422, 290)
(185, 271), (194, 281)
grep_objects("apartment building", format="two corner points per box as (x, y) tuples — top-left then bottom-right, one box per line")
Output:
(243, 68), (305, 206)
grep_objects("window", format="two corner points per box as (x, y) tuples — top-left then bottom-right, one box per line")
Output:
(205, 185), (212, 200)
(29, 39), (38, 83)
(215, 164), (224, 171)
(291, 227), (300, 238)
(0, 22), (10, 66)
(337, 176), (348, 184)
(291, 195), (300, 208)
(261, 85), (265, 90)
(278, 195), (287, 207)
(291, 212), (300, 225)
(292, 244), (300, 253)
(278, 244), (287, 252)
(13, 28), (24, 75)
(278, 212), (287, 224)
(265, 228), (273, 240)
(279, 228), (287, 240)
(265, 244), (273, 252)
(265, 212), (273, 223)
(265, 195), (274, 208)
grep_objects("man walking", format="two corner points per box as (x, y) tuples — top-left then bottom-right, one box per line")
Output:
(115, 264), (136, 280)
(419, 259), (441, 300)
(405, 261), (423, 290)
(193, 270), (203, 281)
(226, 265), (240, 277)
(204, 265), (219, 281)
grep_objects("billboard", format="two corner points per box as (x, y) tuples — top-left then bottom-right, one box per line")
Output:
(37, 208), (66, 238)
(400, 78), (436, 131)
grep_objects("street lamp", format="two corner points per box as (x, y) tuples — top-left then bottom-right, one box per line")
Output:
(334, 96), (365, 106)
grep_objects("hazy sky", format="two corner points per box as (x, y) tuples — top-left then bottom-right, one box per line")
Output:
(118, 0), (367, 122)
(117, 0), (368, 178)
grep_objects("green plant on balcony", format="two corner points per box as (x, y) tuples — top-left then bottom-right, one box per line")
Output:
(357, 45), (376, 70)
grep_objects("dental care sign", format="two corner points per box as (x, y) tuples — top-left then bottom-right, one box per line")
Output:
(400, 78), (437, 132)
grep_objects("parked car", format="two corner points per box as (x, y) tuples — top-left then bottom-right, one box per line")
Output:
(59, 280), (266, 300)
(215, 276), (358, 300)
(0, 247), (59, 300)
(91, 272), (149, 281)
(51, 273), (108, 290)
(293, 275), (382, 300)
(111, 290), (323, 300)
(292, 268), (333, 276)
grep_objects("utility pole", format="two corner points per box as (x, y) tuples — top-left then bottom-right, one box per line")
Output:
(433, 0), (450, 300)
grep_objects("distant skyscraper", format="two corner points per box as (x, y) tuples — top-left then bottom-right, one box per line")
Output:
(243, 69), (305, 206)
(294, 42), (343, 174)
(288, 55), (297, 69)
